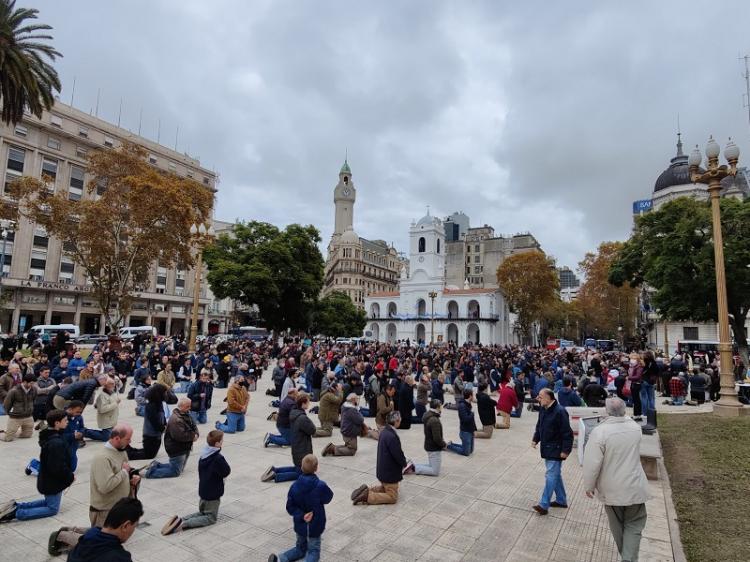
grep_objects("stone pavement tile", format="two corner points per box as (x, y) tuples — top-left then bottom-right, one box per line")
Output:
(549, 544), (595, 562)
(506, 538), (555, 560)
(370, 549), (414, 561)
(464, 543), (508, 562)
(232, 526), (280, 549)
(435, 527), (477, 553)
(409, 522), (447, 543)
(448, 514), (488, 539)
(639, 536), (675, 559)
(388, 533), (434, 560)
(463, 498), (504, 525)
(419, 511), (456, 530)
(432, 496), (470, 519)
(522, 509), (565, 543)
(419, 543), (466, 561)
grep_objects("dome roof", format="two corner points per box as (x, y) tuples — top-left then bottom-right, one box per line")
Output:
(339, 226), (359, 244)
(416, 210), (440, 227)
(654, 135), (704, 192)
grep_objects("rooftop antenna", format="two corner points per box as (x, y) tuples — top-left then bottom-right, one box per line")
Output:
(157, 118), (161, 144)
(137, 107), (143, 136)
(174, 125), (179, 151)
(95, 88), (100, 117)
(117, 98), (123, 127)
(741, 54), (750, 127)
(69, 76), (76, 107)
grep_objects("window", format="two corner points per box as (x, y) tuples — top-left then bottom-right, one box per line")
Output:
(203, 177), (210, 185)
(22, 293), (46, 304)
(14, 125), (27, 137)
(474, 266), (481, 273)
(475, 244), (480, 252)
(50, 114), (62, 127)
(54, 296), (75, 305)
(78, 126), (88, 138)
(168, 162), (176, 172)
(63, 240), (75, 253)
(175, 278), (185, 288)
(69, 165), (85, 201)
(47, 136), (61, 150)
(172, 304), (186, 313)
(418, 237), (425, 253)
(41, 157), (58, 185)
(153, 303), (166, 312)
(103, 135), (114, 147)
(474, 255), (480, 263)
(466, 267), (471, 275)
(683, 327), (699, 340)
(76, 146), (88, 158)
(149, 154), (157, 164)
(96, 179), (107, 196)
(60, 256), (75, 278)
(33, 227), (48, 248)
(7, 147), (25, 172)
(30, 250), (47, 276)
(132, 302), (148, 311)
(437, 239), (440, 253)
(186, 170), (193, 178)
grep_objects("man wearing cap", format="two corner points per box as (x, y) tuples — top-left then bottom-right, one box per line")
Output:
(321, 393), (365, 457)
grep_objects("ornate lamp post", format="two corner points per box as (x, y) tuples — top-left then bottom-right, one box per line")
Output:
(688, 136), (746, 416)
(0, 219), (15, 302)
(428, 290), (438, 344)
(188, 222), (215, 353)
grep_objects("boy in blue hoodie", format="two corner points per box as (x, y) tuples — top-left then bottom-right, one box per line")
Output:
(161, 429), (231, 535)
(269, 453), (333, 562)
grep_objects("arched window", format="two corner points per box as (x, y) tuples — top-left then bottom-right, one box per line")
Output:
(437, 238), (441, 254)
(418, 237), (426, 253)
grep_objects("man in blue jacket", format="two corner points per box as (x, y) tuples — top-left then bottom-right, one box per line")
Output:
(446, 389), (477, 456)
(351, 411), (406, 505)
(66, 497), (143, 561)
(557, 376), (583, 408)
(532, 388), (574, 515)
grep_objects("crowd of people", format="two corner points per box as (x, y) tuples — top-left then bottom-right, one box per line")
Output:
(0, 330), (679, 561)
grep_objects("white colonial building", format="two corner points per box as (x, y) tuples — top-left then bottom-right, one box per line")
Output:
(364, 211), (511, 345)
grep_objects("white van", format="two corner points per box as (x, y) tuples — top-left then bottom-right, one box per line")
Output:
(119, 325), (157, 340)
(30, 324), (80, 340)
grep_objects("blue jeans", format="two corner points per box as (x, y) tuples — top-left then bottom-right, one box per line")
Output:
(84, 427), (111, 441)
(539, 459), (567, 509)
(415, 403), (426, 421)
(640, 382), (655, 414)
(15, 493), (62, 520)
(217, 412), (245, 433)
(190, 410), (207, 424)
(511, 407), (522, 418)
(672, 396), (684, 406)
(279, 532), (321, 562)
(0, 403), (5, 415)
(274, 465), (301, 483)
(447, 430), (474, 456)
(136, 405), (145, 417)
(146, 453), (189, 478)
(268, 427), (291, 446)
(70, 442), (79, 472)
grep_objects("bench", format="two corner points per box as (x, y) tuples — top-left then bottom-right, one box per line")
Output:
(639, 431), (662, 480)
(566, 407), (608, 447)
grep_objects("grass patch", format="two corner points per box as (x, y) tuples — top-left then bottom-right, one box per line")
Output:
(659, 413), (750, 562)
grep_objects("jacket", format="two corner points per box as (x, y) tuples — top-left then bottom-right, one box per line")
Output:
(3, 384), (36, 418)
(557, 387), (582, 408)
(376, 424), (407, 484)
(226, 384), (249, 413)
(339, 402), (364, 438)
(457, 399), (478, 433)
(164, 409), (199, 458)
(497, 384), (520, 413)
(37, 428), (74, 495)
(397, 384), (415, 429)
(156, 369), (175, 389)
(375, 393), (394, 427)
(0, 372), (15, 403)
(317, 388), (342, 424)
(430, 379), (444, 403)
(416, 381), (430, 405)
(187, 380), (213, 411)
(57, 378), (99, 404)
(627, 364), (643, 383)
(423, 410), (445, 451)
(95, 390), (120, 429)
(476, 392), (496, 426)
(532, 400), (573, 460)
(33, 376), (56, 407)
(142, 398), (166, 438)
(134, 382), (150, 409)
(89, 445), (130, 511)
(276, 395), (296, 429)
(286, 473), (334, 538)
(582, 382), (607, 407)
(582, 416), (651, 506)
(67, 527), (132, 562)
(289, 407), (316, 467)
(198, 446), (231, 501)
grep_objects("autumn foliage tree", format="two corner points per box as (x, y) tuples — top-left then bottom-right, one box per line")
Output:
(577, 241), (638, 343)
(5, 142), (213, 331)
(496, 250), (559, 344)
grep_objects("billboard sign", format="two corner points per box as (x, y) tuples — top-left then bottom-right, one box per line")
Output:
(632, 199), (653, 214)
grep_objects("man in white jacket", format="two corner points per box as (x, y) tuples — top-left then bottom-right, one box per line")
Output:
(583, 397), (651, 562)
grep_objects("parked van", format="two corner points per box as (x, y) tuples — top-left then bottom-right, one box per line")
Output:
(30, 324), (80, 341)
(119, 325), (157, 340)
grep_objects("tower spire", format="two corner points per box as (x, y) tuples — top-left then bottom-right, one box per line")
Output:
(675, 114), (684, 157)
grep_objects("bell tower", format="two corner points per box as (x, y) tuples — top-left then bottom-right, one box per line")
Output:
(333, 159), (356, 236)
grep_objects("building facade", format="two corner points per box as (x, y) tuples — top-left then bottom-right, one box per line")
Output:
(322, 161), (403, 308)
(0, 101), (223, 337)
(364, 211), (511, 345)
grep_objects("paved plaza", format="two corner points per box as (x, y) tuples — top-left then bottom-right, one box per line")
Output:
(0, 371), (677, 561)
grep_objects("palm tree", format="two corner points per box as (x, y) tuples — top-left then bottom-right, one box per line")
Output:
(0, 0), (61, 126)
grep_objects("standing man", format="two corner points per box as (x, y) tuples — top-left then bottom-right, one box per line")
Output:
(3, 373), (36, 441)
(144, 397), (199, 479)
(351, 411), (407, 505)
(531, 388), (573, 515)
(89, 424), (140, 527)
(583, 397), (651, 562)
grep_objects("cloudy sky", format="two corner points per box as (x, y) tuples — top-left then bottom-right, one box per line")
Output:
(36, 0), (750, 269)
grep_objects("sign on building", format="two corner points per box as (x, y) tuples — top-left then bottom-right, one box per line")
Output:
(632, 199), (653, 214)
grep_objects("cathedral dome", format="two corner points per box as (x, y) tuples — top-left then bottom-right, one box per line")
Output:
(654, 134), (705, 192)
(416, 210), (440, 227)
(340, 226), (359, 245)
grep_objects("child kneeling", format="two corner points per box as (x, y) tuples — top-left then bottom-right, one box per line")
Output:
(269, 454), (333, 562)
(161, 430), (231, 535)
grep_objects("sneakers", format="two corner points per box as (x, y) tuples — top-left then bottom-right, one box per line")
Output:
(215, 421), (222, 430)
(0, 500), (16, 521)
(268, 555), (279, 562)
(351, 484), (369, 505)
(321, 443), (335, 457)
(266, 412), (278, 421)
(550, 502), (568, 508)
(261, 466), (276, 482)
(161, 515), (183, 535)
(402, 461), (415, 475)
(263, 433), (271, 448)
(532, 505), (548, 515)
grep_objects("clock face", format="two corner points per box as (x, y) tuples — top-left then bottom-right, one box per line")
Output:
(418, 256), (425, 263)
(342, 188), (351, 196)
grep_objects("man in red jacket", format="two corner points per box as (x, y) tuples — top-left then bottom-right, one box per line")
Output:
(496, 381), (519, 429)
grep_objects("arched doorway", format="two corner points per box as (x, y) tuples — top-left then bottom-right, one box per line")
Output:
(386, 323), (397, 343)
(369, 323), (380, 341)
(467, 300), (480, 319)
(387, 302), (397, 318)
(416, 299), (427, 317)
(447, 300), (459, 319)
(446, 323), (458, 344)
(467, 323), (480, 344)
(370, 303), (380, 319)
(416, 323), (426, 344)
(208, 319), (220, 335)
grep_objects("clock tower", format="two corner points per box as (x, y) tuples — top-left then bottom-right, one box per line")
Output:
(333, 159), (356, 236)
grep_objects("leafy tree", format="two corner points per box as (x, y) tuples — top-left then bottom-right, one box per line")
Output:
(4, 142), (213, 331)
(577, 241), (638, 344)
(496, 250), (559, 344)
(0, 0), (62, 125)
(539, 299), (584, 342)
(610, 196), (750, 363)
(203, 221), (324, 334)
(310, 291), (366, 337)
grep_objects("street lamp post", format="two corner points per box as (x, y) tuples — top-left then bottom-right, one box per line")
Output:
(689, 136), (746, 416)
(0, 220), (14, 304)
(188, 222), (215, 353)
(428, 291), (438, 344)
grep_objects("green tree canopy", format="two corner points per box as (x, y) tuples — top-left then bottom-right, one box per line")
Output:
(609, 196), (750, 362)
(310, 291), (366, 337)
(203, 221), (324, 334)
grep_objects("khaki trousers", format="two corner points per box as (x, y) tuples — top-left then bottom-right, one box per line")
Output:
(604, 504), (647, 562)
(496, 411), (511, 429)
(89, 506), (109, 527)
(53, 395), (68, 411)
(333, 435), (358, 456)
(474, 424), (494, 439)
(367, 482), (399, 505)
(4, 416), (34, 441)
(314, 421), (333, 437)
(367, 424), (384, 440)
